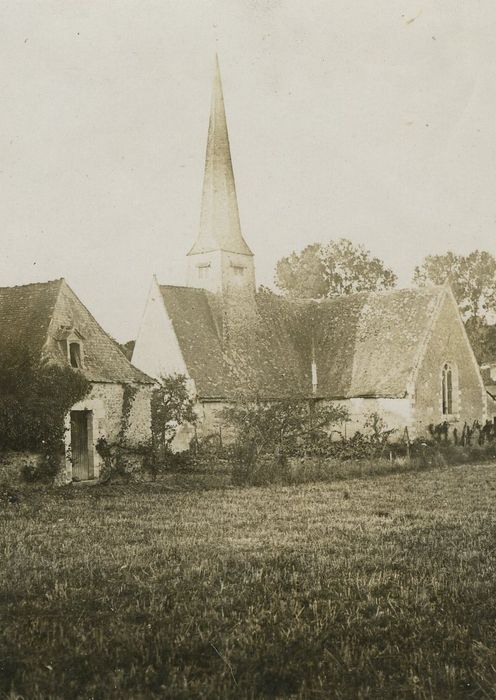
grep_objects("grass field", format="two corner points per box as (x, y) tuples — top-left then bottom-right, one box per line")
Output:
(1, 463), (496, 699)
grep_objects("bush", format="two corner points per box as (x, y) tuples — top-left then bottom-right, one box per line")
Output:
(20, 458), (40, 483)
(149, 374), (197, 474)
(220, 396), (349, 485)
(0, 349), (90, 481)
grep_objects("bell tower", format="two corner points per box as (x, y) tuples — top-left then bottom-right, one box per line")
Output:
(187, 57), (256, 299)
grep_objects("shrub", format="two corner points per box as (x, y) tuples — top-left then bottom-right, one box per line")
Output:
(20, 458), (40, 483)
(150, 374), (197, 469)
(0, 349), (90, 481)
(221, 396), (348, 485)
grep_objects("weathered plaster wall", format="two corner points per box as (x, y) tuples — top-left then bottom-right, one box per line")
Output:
(322, 397), (413, 440)
(187, 397), (413, 447)
(486, 393), (496, 421)
(132, 278), (190, 383)
(169, 401), (226, 452)
(220, 251), (256, 296)
(126, 385), (153, 447)
(187, 250), (256, 296)
(187, 250), (222, 293)
(63, 382), (152, 483)
(413, 292), (486, 435)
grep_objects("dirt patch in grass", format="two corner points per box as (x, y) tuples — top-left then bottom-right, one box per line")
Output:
(1, 463), (496, 698)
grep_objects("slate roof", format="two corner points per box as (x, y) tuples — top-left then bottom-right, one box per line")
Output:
(159, 285), (227, 397)
(312, 287), (444, 398)
(0, 279), (152, 385)
(0, 280), (62, 365)
(159, 283), (446, 400)
(188, 57), (253, 257)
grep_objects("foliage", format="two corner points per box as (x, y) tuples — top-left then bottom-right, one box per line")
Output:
(3, 466), (496, 698)
(464, 315), (496, 364)
(119, 339), (135, 361)
(413, 250), (496, 320)
(220, 396), (348, 484)
(95, 436), (153, 484)
(118, 384), (139, 443)
(275, 238), (397, 299)
(413, 250), (496, 363)
(0, 348), (90, 478)
(150, 373), (197, 474)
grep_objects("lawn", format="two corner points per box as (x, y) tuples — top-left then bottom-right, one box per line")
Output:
(1, 463), (496, 699)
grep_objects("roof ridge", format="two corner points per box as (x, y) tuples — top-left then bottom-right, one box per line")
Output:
(0, 278), (64, 293)
(159, 283), (206, 291)
(313, 285), (444, 306)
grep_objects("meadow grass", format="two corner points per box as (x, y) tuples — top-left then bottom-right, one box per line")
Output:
(1, 463), (496, 699)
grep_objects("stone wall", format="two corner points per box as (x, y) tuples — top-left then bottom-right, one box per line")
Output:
(413, 292), (486, 436)
(63, 382), (152, 483)
(193, 397), (412, 445)
(486, 393), (496, 422)
(323, 397), (412, 440)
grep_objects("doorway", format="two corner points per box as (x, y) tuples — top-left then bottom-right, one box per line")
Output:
(70, 410), (94, 481)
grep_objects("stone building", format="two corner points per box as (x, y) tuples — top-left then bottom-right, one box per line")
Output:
(0, 278), (153, 481)
(481, 361), (496, 421)
(132, 60), (487, 442)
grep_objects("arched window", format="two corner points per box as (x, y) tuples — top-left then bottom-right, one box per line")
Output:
(442, 362), (455, 415)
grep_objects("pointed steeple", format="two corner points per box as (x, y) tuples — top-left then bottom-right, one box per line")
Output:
(188, 56), (253, 257)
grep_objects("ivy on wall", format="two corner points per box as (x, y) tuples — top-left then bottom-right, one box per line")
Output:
(118, 384), (139, 445)
(0, 348), (91, 475)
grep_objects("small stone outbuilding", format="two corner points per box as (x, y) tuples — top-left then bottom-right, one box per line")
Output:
(0, 278), (154, 482)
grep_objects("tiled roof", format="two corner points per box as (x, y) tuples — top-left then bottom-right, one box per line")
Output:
(312, 287), (444, 398)
(49, 281), (153, 384)
(159, 283), (446, 401)
(0, 279), (152, 385)
(0, 279), (63, 365)
(159, 285), (227, 397)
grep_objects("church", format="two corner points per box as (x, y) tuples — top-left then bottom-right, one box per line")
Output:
(131, 60), (488, 443)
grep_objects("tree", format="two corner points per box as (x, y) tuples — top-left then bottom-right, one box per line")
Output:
(463, 316), (496, 365)
(150, 373), (197, 465)
(413, 251), (496, 363)
(119, 340), (135, 361)
(220, 395), (348, 484)
(413, 250), (496, 319)
(275, 239), (397, 299)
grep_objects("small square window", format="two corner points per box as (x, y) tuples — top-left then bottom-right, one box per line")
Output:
(197, 265), (210, 280)
(232, 266), (244, 277)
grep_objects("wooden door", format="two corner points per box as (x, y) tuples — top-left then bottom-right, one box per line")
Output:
(70, 410), (93, 480)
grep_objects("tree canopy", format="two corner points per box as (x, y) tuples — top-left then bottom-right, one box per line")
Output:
(413, 250), (496, 320)
(275, 239), (397, 299)
(413, 250), (496, 363)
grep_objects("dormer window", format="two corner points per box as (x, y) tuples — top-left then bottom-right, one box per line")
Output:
(69, 341), (82, 368)
(54, 325), (85, 369)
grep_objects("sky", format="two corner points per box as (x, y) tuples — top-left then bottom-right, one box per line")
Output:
(1, 1), (496, 341)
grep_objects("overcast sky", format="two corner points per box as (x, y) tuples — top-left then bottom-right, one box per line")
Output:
(1, 1), (495, 341)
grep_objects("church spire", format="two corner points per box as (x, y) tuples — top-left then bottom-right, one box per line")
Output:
(188, 56), (253, 257)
